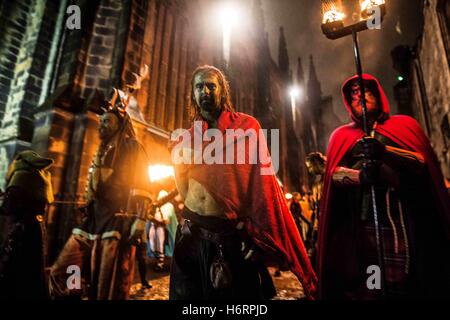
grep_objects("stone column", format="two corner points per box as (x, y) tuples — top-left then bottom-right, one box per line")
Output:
(0, 0), (47, 188)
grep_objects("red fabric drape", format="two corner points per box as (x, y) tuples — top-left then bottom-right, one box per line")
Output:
(170, 111), (317, 298)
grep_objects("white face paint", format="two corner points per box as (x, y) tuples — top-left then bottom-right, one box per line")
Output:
(193, 71), (222, 115)
(99, 112), (120, 141)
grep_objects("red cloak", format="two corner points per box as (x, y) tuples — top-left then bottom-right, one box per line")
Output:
(318, 74), (450, 297)
(170, 111), (317, 299)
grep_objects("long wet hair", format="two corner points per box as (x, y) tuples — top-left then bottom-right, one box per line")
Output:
(188, 65), (235, 121)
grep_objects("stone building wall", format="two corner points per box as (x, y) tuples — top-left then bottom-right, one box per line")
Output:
(0, 0), (48, 185)
(410, 0), (450, 179)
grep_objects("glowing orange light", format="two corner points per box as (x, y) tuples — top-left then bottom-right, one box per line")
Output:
(148, 165), (174, 182)
(360, 0), (385, 12)
(322, 8), (345, 24)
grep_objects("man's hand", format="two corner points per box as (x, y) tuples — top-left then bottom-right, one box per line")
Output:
(332, 167), (361, 186)
(357, 136), (386, 160)
(241, 241), (260, 261)
(236, 221), (259, 261)
(77, 205), (89, 219)
(359, 159), (381, 186)
(383, 145), (425, 175)
(129, 219), (146, 245)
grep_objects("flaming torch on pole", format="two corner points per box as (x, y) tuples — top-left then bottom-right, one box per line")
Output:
(321, 0), (387, 297)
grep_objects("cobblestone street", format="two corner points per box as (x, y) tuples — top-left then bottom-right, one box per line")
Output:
(129, 260), (304, 300)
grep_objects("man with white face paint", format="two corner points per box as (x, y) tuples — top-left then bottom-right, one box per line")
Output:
(49, 94), (151, 300)
(169, 65), (317, 300)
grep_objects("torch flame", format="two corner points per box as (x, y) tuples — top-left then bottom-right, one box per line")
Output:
(148, 165), (175, 183)
(360, 0), (385, 12)
(322, 8), (345, 24)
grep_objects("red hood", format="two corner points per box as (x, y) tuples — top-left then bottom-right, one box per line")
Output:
(342, 74), (390, 124)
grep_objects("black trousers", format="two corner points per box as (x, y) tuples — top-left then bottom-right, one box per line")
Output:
(135, 241), (148, 284)
(169, 209), (274, 300)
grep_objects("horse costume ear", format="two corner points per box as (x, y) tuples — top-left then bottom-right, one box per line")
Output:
(109, 88), (119, 109)
(106, 64), (149, 114)
(126, 65), (149, 92)
(124, 94), (131, 111)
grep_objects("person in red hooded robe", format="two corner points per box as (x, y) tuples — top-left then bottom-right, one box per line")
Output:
(318, 74), (450, 299)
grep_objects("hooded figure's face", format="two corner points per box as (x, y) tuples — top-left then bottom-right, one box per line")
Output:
(5, 150), (54, 204)
(348, 80), (380, 121)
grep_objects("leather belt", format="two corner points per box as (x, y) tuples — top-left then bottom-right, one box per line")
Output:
(181, 219), (235, 245)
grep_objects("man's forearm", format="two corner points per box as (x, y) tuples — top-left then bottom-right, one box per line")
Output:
(332, 164), (401, 188)
(174, 167), (188, 200)
(332, 166), (360, 186)
(383, 145), (425, 174)
(298, 213), (311, 224)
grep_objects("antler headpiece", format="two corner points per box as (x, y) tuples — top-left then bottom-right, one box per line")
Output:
(108, 65), (149, 116)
